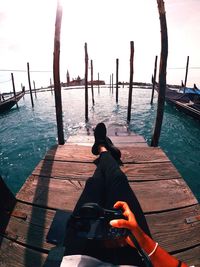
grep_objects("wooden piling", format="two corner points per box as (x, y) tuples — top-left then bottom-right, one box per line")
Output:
(109, 74), (111, 93)
(84, 42), (89, 121)
(112, 73), (114, 94)
(21, 83), (25, 99)
(50, 78), (53, 94)
(116, 58), (119, 103)
(151, 0), (168, 147)
(53, 0), (64, 145)
(98, 72), (100, 94)
(150, 55), (158, 104)
(27, 62), (34, 107)
(127, 41), (134, 123)
(90, 60), (95, 105)
(184, 56), (189, 87)
(33, 80), (37, 98)
(11, 73), (18, 108)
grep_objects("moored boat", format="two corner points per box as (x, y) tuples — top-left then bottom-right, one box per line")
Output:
(165, 86), (200, 121)
(0, 91), (24, 113)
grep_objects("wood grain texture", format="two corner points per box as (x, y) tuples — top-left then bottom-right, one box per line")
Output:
(173, 245), (200, 267)
(0, 203), (56, 252)
(17, 176), (197, 213)
(17, 175), (85, 210)
(32, 160), (95, 179)
(123, 162), (180, 180)
(0, 237), (47, 267)
(31, 160), (180, 181)
(45, 145), (169, 163)
(146, 204), (200, 252)
(67, 135), (147, 145)
(13, 202), (56, 227)
(3, 216), (53, 251)
(130, 179), (197, 212)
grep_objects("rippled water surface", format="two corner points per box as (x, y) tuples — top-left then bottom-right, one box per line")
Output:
(0, 87), (199, 201)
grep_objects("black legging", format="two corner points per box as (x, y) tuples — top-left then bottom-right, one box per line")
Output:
(64, 151), (151, 266)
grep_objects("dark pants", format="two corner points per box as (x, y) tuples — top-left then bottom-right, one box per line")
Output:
(64, 152), (151, 266)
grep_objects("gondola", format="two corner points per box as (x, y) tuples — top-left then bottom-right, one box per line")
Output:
(165, 86), (200, 121)
(0, 91), (24, 113)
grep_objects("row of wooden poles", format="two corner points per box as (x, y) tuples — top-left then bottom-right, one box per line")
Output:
(11, 0), (190, 149)
(84, 41), (134, 122)
(10, 52), (189, 113)
(10, 62), (54, 109)
(53, 0), (168, 146)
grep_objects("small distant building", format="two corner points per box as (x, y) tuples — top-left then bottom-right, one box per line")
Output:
(62, 74), (105, 87)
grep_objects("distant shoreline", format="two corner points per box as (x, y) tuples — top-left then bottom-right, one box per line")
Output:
(2, 82), (182, 96)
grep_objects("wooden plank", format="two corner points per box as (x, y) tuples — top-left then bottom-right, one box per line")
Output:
(3, 215), (53, 251)
(146, 204), (200, 252)
(120, 147), (169, 163)
(67, 135), (147, 145)
(132, 179), (198, 213)
(32, 160), (95, 179)
(17, 176), (85, 211)
(173, 246), (200, 267)
(13, 202), (56, 227)
(0, 237), (47, 267)
(70, 142), (148, 147)
(32, 160), (180, 181)
(17, 176), (197, 212)
(123, 162), (181, 180)
(76, 125), (135, 136)
(45, 145), (170, 164)
(0, 202), (56, 252)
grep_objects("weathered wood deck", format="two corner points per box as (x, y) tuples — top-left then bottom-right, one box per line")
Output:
(0, 127), (199, 266)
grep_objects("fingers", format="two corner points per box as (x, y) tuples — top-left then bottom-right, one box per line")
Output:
(110, 219), (131, 230)
(113, 201), (133, 219)
(114, 201), (130, 212)
(112, 201), (138, 229)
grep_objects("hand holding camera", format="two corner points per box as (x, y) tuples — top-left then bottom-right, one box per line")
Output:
(71, 202), (129, 240)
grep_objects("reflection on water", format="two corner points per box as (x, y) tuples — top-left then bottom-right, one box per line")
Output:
(0, 87), (199, 202)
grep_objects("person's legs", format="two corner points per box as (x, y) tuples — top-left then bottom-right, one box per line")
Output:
(97, 151), (151, 237)
(72, 166), (106, 215)
(64, 151), (150, 264)
(64, 123), (150, 265)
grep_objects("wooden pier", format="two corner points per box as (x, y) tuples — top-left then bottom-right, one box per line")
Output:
(0, 127), (199, 266)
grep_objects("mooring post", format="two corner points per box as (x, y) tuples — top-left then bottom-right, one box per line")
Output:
(111, 73), (114, 94)
(27, 62), (34, 107)
(98, 72), (100, 94)
(151, 0), (168, 147)
(53, 0), (64, 145)
(109, 74), (111, 93)
(127, 41), (134, 123)
(150, 55), (158, 104)
(11, 73), (18, 108)
(50, 78), (53, 94)
(21, 83), (25, 99)
(184, 56), (189, 87)
(33, 80), (37, 98)
(90, 59), (95, 105)
(85, 42), (89, 121)
(116, 58), (119, 103)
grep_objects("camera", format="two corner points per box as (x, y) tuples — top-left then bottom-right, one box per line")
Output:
(70, 203), (129, 240)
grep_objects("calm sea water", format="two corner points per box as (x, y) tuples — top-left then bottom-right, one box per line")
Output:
(0, 87), (199, 202)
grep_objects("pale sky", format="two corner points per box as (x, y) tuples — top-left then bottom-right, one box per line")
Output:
(0, 0), (200, 92)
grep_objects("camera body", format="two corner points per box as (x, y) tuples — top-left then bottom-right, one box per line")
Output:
(71, 203), (129, 240)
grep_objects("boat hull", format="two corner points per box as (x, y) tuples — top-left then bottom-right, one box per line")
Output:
(0, 92), (24, 113)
